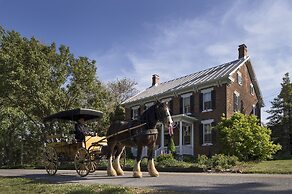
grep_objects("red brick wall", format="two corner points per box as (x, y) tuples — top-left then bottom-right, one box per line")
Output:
(226, 63), (259, 119)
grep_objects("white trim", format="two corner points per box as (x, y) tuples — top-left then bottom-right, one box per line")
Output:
(200, 87), (214, 94)
(201, 119), (214, 124)
(202, 143), (213, 146)
(252, 104), (256, 115)
(202, 109), (213, 113)
(234, 90), (240, 96)
(250, 83), (255, 96)
(131, 105), (140, 109)
(181, 92), (192, 98)
(161, 97), (172, 103)
(237, 71), (243, 86)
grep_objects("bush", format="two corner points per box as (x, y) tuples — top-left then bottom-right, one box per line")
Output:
(155, 154), (174, 163)
(196, 155), (212, 171)
(182, 155), (196, 163)
(196, 154), (239, 172)
(217, 113), (281, 161)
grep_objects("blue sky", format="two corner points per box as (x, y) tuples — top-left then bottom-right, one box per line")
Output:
(1, 0), (292, 122)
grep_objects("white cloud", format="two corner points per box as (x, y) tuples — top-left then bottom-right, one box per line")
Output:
(94, 0), (292, 123)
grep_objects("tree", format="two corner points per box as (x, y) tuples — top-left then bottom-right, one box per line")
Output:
(0, 26), (114, 166)
(267, 73), (292, 156)
(217, 113), (281, 161)
(107, 78), (139, 104)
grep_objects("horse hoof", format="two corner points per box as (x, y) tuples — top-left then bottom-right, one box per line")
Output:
(107, 170), (117, 176)
(133, 171), (142, 178)
(149, 172), (159, 177)
(117, 171), (124, 176)
(150, 173), (159, 177)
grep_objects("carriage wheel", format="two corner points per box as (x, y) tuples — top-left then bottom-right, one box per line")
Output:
(74, 148), (90, 177)
(88, 153), (98, 173)
(43, 147), (58, 176)
(89, 161), (98, 173)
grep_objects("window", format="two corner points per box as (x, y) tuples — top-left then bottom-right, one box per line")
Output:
(237, 72), (243, 85)
(183, 96), (191, 114)
(233, 91), (241, 112)
(252, 104), (256, 115)
(183, 123), (191, 145)
(201, 119), (214, 145)
(131, 106), (139, 120)
(201, 88), (214, 112)
(203, 92), (212, 111)
(250, 84), (254, 95)
(181, 93), (192, 114)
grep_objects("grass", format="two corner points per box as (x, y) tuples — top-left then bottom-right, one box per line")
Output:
(0, 177), (170, 194)
(241, 159), (292, 174)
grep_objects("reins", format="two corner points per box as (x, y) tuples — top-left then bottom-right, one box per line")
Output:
(105, 122), (147, 140)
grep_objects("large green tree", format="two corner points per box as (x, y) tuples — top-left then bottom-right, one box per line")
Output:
(267, 73), (292, 156)
(0, 27), (113, 166)
(217, 113), (281, 161)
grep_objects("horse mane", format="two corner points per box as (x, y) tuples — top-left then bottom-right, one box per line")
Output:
(140, 103), (158, 128)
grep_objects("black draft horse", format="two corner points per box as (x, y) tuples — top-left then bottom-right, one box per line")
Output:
(106, 101), (173, 178)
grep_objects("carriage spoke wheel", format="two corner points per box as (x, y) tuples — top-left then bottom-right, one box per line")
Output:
(43, 147), (58, 176)
(89, 153), (98, 173)
(74, 148), (90, 177)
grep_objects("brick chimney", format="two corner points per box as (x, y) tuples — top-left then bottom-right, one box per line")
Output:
(238, 44), (248, 59)
(152, 74), (160, 86)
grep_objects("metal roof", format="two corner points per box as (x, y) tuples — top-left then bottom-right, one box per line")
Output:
(123, 56), (262, 105)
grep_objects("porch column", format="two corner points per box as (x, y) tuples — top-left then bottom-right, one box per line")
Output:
(161, 124), (164, 153)
(179, 121), (183, 155)
(191, 123), (194, 155)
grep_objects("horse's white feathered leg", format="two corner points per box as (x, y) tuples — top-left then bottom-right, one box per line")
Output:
(113, 147), (124, 176)
(148, 159), (159, 177)
(107, 155), (117, 176)
(133, 160), (142, 178)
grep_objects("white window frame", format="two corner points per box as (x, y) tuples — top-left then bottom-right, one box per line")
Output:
(250, 83), (255, 95)
(252, 104), (256, 115)
(201, 119), (214, 146)
(182, 123), (191, 145)
(131, 106), (139, 120)
(237, 71), (243, 86)
(201, 88), (213, 112)
(234, 91), (240, 112)
(181, 93), (192, 115)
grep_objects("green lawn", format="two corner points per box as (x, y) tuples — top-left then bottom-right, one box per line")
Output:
(0, 177), (147, 194)
(241, 159), (292, 174)
(0, 177), (181, 194)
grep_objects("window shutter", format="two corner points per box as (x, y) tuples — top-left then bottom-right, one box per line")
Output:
(199, 124), (203, 145)
(138, 107), (141, 118)
(199, 93), (203, 112)
(211, 90), (216, 110)
(233, 93), (237, 112)
(180, 97), (183, 114)
(190, 94), (194, 114)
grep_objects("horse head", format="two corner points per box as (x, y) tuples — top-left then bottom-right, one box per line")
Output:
(154, 101), (173, 129)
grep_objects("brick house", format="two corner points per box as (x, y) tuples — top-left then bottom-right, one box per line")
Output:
(122, 44), (263, 157)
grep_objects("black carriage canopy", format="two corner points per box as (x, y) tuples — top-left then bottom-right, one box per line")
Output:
(43, 108), (103, 122)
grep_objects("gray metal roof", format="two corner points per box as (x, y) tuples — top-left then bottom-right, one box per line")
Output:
(123, 56), (262, 105)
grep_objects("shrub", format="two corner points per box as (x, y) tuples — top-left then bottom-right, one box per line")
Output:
(183, 155), (196, 163)
(155, 154), (174, 163)
(196, 154), (239, 172)
(217, 113), (281, 161)
(196, 155), (211, 171)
